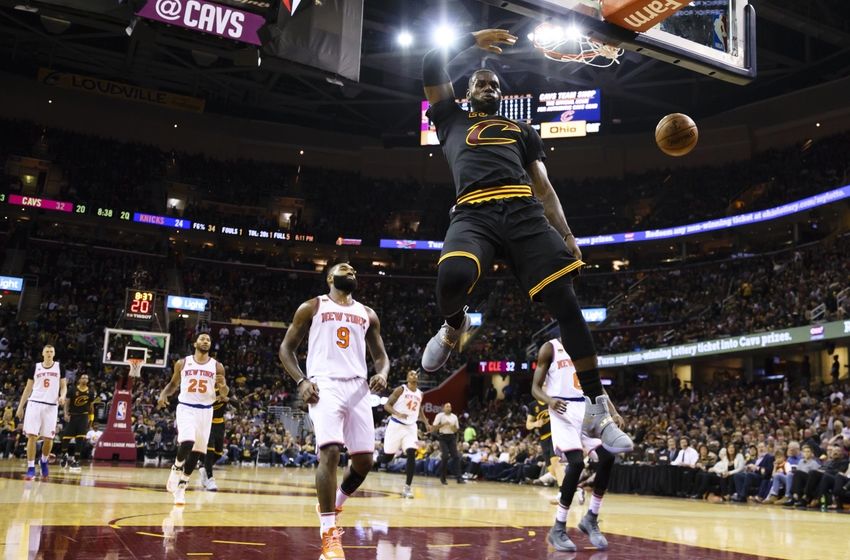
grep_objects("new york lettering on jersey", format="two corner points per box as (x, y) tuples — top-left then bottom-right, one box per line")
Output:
(546, 339), (584, 399)
(306, 296), (370, 379)
(31, 362), (64, 404)
(393, 386), (423, 426)
(179, 356), (218, 406)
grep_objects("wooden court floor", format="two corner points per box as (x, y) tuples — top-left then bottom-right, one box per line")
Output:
(0, 460), (844, 560)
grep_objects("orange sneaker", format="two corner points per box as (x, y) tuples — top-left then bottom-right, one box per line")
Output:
(319, 527), (345, 560)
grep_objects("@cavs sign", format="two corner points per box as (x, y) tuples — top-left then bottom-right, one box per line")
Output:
(136, 0), (264, 46)
(541, 120), (587, 139)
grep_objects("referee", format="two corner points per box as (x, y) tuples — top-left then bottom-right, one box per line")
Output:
(433, 403), (465, 485)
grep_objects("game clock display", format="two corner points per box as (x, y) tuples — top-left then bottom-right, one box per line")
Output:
(478, 360), (536, 374)
(126, 290), (156, 322)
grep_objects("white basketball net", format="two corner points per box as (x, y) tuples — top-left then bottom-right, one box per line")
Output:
(530, 22), (624, 68)
(128, 358), (143, 378)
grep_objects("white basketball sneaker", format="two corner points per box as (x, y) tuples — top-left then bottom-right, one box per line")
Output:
(166, 465), (182, 493)
(173, 480), (187, 506)
(205, 477), (219, 492)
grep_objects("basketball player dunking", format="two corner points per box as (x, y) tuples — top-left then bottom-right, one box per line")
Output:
(157, 333), (228, 506)
(16, 344), (67, 480)
(382, 370), (431, 498)
(532, 338), (622, 552)
(60, 373), (95, 472)
(280, 262), (389, 560)
(420, 29), (632, 454)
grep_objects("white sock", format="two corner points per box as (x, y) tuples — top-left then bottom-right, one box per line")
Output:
(319, 513), (336, 535)
(555, 504), (569, 523)
(589, 493), (603, 514)
(180, 473), (190, 483)
(27, 460), (35, 468)
(335, 488), (350, 509)
(41, 455), (49, 463)
(174, 459), (185, 469)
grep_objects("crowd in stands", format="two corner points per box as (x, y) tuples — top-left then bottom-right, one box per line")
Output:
(3, 118), (850, 246)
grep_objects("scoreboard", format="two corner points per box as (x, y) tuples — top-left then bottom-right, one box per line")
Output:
(420, 89), (602, 145)
(125, 289), (156, 322)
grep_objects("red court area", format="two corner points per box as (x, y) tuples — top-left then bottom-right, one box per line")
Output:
(33, 524), (782, 560)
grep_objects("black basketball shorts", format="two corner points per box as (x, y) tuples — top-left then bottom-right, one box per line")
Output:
(439, 196), (583, 300)
(63, 414), (89, 439)
(207, 422), (225, 455)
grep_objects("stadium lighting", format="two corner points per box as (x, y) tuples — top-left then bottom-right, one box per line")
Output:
(432, 25), (457, 47)
(565, 25), (583, 41)
(397, 31), (413, 48)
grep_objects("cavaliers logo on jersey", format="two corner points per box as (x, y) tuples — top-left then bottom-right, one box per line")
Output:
(466, 119), (522, 146)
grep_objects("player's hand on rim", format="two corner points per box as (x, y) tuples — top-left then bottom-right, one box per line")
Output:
(369, 373), (388, 393)
(472, 29), (517, 54)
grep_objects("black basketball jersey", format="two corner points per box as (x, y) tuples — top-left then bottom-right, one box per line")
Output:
(528, 400), (552, 441)
(427, 99), (546, 199)
(67, 385), (94, 415)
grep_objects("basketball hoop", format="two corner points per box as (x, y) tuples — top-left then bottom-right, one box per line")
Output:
(530, 22), (624, 68)
(127, 358), (143, 378)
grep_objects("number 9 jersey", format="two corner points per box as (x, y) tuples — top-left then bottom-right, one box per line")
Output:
(179, 355), (219, 406)
(306, 296), (370, 380)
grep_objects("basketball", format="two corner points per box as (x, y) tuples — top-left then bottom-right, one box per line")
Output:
(655, 113), (699, 157)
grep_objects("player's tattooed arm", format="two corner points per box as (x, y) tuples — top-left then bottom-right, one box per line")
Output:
(157, 359), (183, 409)
(365, 306), (389, 393)
(527, 160), (582, 261)
(531, 342), (567, 414)
(280, 298), (320, 404)
(215, 362), (229, 399)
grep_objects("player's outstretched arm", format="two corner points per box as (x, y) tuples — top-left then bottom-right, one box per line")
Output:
(365, 307), (389, 393)
(157, 359), (183, 409)
(531, 342), (567, 414)
(15, 380), (34, 420)
(280, 299), (320, 404)
(422, 29), (517, 105)
(418, 402), (432, 432)
(527, 160), (582, 262)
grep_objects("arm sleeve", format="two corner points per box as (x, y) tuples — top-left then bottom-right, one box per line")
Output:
(422, 34), (477, 86)
(59, 364), (67, 378)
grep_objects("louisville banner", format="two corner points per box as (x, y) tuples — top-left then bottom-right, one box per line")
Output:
(37, 68), (206, 113)
(135, 0), (266, 46)
(262, 0), (363, 82)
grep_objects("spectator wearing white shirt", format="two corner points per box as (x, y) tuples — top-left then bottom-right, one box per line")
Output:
(671, 437), (699, 496)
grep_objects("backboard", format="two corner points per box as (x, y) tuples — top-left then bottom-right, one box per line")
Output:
(483, 0), (756, 84)
(102, 328), (171, 368)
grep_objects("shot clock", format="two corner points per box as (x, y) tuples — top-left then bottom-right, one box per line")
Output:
(125, 289), (156, 322)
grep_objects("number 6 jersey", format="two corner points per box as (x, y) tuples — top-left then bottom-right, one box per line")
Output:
(306, 295), (370, 380)
(179, 355), (218, 406)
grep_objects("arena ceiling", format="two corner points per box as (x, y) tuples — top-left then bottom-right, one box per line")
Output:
(0, 0), (848, 140)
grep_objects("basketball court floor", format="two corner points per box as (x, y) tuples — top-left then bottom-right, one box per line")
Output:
(0, 461), (841, 560)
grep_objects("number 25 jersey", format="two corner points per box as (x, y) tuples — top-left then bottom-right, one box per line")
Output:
(179, 355), (218, 406)
(306, 296), (370, 380)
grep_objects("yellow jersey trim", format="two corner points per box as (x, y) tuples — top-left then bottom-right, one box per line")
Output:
(457, 185), (533, 205)
(528, 260), (585, 299)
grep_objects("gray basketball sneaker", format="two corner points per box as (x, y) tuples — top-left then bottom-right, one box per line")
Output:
(578, 512), (608, 550)
(583, 395), (634, 454)
(548, 521), (576, 552)
(421, 311), (470, 372)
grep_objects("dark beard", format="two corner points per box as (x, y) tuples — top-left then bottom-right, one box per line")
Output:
(469, 97), (499, 115)
(333, 275), (357, 293)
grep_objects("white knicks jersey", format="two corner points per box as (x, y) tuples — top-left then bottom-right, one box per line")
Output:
(178, 355), (218, 406)
(306, 295), (370, 379)
(391, 385), (423, 426)
(30, 362), (63, 403)
(545, 339), (584, 400)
